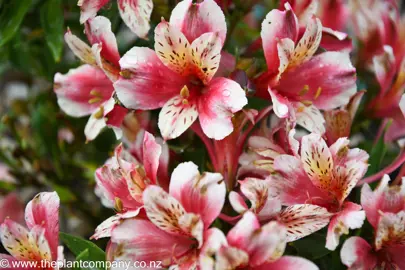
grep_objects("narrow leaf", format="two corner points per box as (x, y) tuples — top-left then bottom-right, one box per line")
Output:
(40, 0), (64, 62)
(0, 0), (32, 47)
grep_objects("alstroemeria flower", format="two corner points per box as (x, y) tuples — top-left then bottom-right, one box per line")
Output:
(269, 133), (369, 250)
(54, 16), (127, 141)
(229, 177), (331, 241)
(200, 212), (319, 270)
(0, 192), (63, 269)
(341, 175), (405, 269)
(324, 90), (365, 145)
(92, 131), (169, 239)
(115, 0), (247, 140)
(109, 162), (226, 268)
(255, 3), (356, 132)
(349, 0), (400, 64)
(78, 0), (153, 39)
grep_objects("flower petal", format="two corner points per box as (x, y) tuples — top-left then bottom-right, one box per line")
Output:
(301, 133), (334, 191)
(84, 109), (107, 141)
(169, 0), (227, 44)
(215, 246), (249, 270)
(117, 0), (153, 39)
(198, 77), (247, 140)
(372, 45), (396, 94)
(0, 193), (24, 224)
(111, 218), (193, 267)
(341, 236), (376, 269)
(85, 16), (120, 67)
(277, 51), (357, 110)
(170, 162), (225, 227)
(324, 109), (351, 144)
(190, 32), (222, 84)
(295, 103), (326, 134)
(54, 65), (113, 117)
(24, 192), (60, 260)
(92, 210), (141, 240)
(269, 88), (290, 118)
(154, 20), (192, 75)
(279, 204), (331, 242)
(114, 47), (186, 110)
(261, 4), (299, 75)
(227, 212), (260, 251)
(255, 256), (319, 270)
(142, 131), (161, 185)
(229, 191), (249, 214)
(158, 95), (198, 140)
(78, 0), (109, 24)
(64, 30), (96, 65)
(142, 185), (186, 235)
(375, 211), (405, 250)
(326, 202), (365, 250)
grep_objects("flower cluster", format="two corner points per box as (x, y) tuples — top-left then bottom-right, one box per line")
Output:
(2, 0), (405, 269)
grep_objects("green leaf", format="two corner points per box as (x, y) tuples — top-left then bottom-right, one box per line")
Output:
(289, 233), (331, 260)
(50, 184), (77, 202)
(366, 120), (391, 177)
(59, 232), (105, 270)
(40, 0), (64, 62)
(0, 0), (32, 47)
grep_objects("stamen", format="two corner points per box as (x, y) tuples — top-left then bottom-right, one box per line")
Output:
(94, 107), (104, 119)
(88, 97), (102, 104)
(314, 87), (322, 100)
(298, 85), (310, 96)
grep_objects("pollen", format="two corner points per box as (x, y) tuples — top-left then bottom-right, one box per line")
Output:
(94, 106), (104, 119)
(299, 85), (310, 96)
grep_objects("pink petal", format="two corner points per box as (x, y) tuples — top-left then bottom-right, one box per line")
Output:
(169, 0), (227, 44)
(64, 30), (96, 65)
(215, 246), (249, 270)
(271, 155), (328, 205)
(300, 133), (334, 192)
(326, 202), (365, 250)
(29, 225), (52, 261)
(199, 228), (227, 270)
(84, 109), (107, 141)
(229, 191), (249, 214)
(261, 4), (299, 75)
(320, 27), (353, 52)
(277, 51), (357, 110)
(295, 103), (326, 134)
(142, 131), (161, 185)
(105, 104), (128, 129)
(254, 255), (319, 270)
(190, 33), (222, 84)
(372, 45), (396, 94)
(91, 208), (141, 239)
(361, 175), (405, 228)
(114, 47), (186, 110)
(85, 16), (120, 67)
(227, 212), (260, 252)
(154, 20), (192, 75)
(111, 218), (193, 267)
(386, 245), (405, 269)
(324, 109), (351, 144)
(170, 162), (225, 227)
(246, 221), (288, 266)
(341, 236), (376, 269)
(142, 185), (187, 235)
(78, 0), (110, 24)
(117, 0), (153, 39)
(215, 51), (236, 78)
(24, 192), (60, 260)
(375, 211), (405, 250)
(178, 212), (204, 248)
(280, 204), (331, 242)
(0, 193), (24, 224)
(317, 0), (349, 31)
(269, 88), (290, 118)
(158, 95), (199, 140)
(198, 77), (247, 140)
(54, 65), (113, 117)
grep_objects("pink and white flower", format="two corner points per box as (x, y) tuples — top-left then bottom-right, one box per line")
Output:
(255, 3), (357, 131)
(54, 16), (127, 141)
(108, 161), (226, 268)
(269, 133), (369, 250)
(78, 0), (153, 39)
(114, 0), (247, 140)
(92, 131), (169, 239)
(0, 193), (24, 225)
(200, 212), (320, 270)
(341, 175), (405, 269)
(0, 192), (62, 269)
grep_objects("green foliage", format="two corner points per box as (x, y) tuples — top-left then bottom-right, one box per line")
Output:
(0, 0), (32, 47)
(40, 0), (64, 62)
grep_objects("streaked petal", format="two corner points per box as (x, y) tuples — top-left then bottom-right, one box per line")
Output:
(154, 20), (191, 75)
(158, 95), (198, 140)
(64, 30), (96, 65)
(114, 47), (186, 110)
(117, 0), (153, 39)
(198, 77), (247, 140)
(295, 103), (326, 134)
(142, 131), (161, 185)
(279, 204), (331, 242)
(170, 0), (227, 44)
(78, 0), (109, 24)
(255, 256), (319, 270)
(375, 211), (405, 250)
